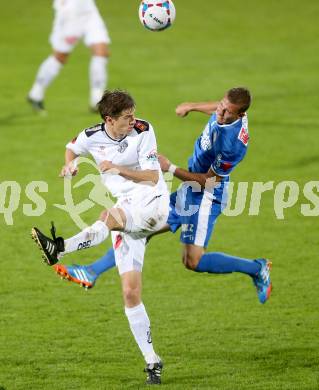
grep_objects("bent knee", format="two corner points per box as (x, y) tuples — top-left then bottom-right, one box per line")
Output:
(53, 51), (69, 64)
(182, 254), (201, 271)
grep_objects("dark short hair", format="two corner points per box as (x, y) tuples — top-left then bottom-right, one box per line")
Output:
(98, 89), (135, 119)
(226, 87), (252, 113)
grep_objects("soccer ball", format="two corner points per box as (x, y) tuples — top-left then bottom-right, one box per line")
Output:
(139, 1), (176, 31)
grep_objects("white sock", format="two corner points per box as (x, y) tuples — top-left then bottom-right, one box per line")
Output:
(62, 220), (109, 255)
(89, 56), (108, 107)
(29, 56), (63, 101)
(125, 303), (160, 364)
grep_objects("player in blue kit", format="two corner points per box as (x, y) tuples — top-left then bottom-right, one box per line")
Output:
(54, 87), (272, 304)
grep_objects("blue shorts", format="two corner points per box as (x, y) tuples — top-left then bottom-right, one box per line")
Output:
(166, 183), (222, 248)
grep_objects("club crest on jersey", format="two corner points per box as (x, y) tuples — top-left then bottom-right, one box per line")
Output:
(200, 124), (212, 151)
(238, 127), (249, 146)
(118, 140), (128, 153)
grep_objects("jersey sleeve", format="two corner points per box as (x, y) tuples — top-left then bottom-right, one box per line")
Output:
(137, 124), (160, 171)
(66, 130), (90, 156)
(211, 145), (247, 177)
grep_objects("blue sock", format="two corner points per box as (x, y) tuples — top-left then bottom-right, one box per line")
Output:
(195, 252), (260, 276)
(86, 248), (116, 276)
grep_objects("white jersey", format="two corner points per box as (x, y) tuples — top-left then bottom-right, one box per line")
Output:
(66, 120), (168, 199)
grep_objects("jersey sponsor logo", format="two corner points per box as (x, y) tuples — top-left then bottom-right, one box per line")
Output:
(238, 127), (249, 146)
(200, 124), (212, 151)
(134, 119), (149, 133)
(146, 149), (158, 161)
(118, 140), (128, 153)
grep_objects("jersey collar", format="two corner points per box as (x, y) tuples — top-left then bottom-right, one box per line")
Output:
(216, 117), (242, 128)
(103, 123), (127, 143)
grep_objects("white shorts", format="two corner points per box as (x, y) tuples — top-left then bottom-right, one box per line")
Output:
(50, 10), (111, 53)
(111, 191), (169, 275)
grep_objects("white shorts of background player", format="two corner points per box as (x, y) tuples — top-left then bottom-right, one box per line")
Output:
(50, 10), (111, 53)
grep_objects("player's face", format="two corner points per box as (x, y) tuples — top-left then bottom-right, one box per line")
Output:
(216, 97), (244, 125)
(109, 108), (136, 137)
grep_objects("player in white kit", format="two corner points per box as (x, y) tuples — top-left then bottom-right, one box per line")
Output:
(31, 90), (169, 385)
(28, 0), (111, 112)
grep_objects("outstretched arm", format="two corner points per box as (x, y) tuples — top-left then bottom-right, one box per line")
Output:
(158, 154), (221, 189)
(175, 101), (219, 117)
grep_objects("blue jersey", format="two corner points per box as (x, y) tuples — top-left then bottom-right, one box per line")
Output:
(188, 112), (249, 203)
(167, 113), (249, 247)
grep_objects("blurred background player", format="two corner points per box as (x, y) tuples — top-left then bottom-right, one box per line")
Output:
(53, 87), (272, 304)
(31, 90), (169, 385)
(27, 0), (111, 113)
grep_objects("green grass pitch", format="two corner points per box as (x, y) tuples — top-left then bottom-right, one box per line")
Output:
(0, 0), (319, 388)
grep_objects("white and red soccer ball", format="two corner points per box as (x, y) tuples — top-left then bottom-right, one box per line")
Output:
(139, 1), (176, 31)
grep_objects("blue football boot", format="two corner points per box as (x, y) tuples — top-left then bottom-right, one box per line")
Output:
(54, 264), (97, 289)
(252, 259), (272, 304)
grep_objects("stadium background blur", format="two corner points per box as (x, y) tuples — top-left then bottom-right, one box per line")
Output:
(0, 1), (318, 388)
